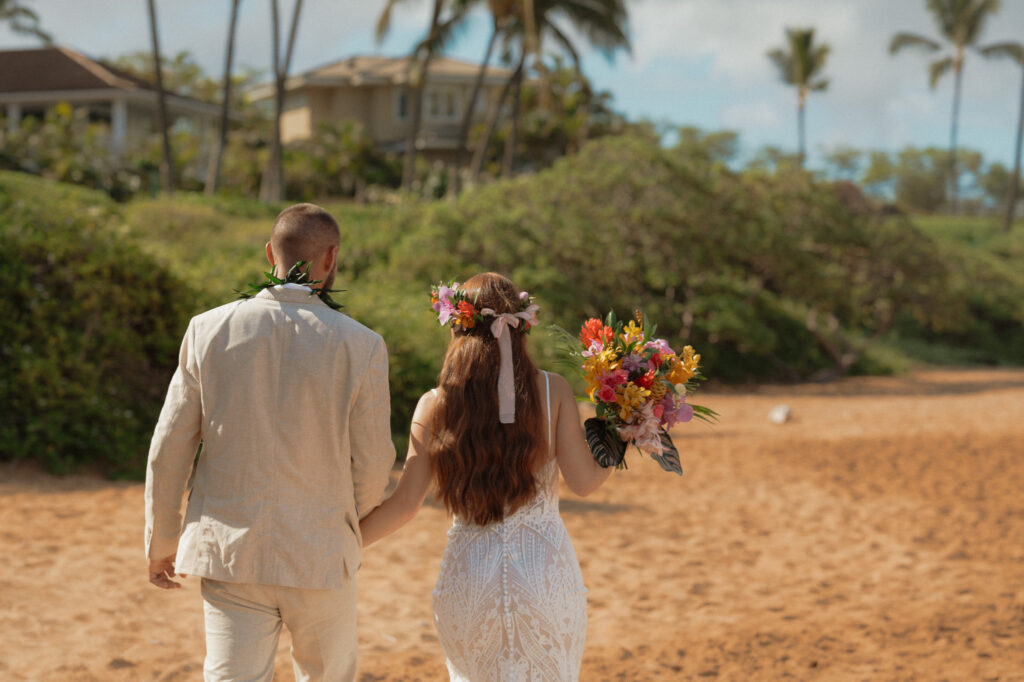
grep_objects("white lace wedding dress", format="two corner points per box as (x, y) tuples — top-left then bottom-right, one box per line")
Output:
(432, 372), (588, 681)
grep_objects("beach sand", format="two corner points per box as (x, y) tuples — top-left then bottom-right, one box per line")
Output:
(2, 368), (1023, 681)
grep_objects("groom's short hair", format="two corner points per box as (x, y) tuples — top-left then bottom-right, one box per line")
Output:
(270, 203), (341, 270)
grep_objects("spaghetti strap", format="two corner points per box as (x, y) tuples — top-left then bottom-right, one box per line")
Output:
(544, 371), (551, 451)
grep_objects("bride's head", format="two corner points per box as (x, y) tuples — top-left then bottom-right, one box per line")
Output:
(430, 272), (547, 526)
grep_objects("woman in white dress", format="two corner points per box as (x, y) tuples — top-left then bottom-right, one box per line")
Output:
(359, 272), (612, 681)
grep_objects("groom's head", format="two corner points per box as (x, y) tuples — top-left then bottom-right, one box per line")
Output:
(266, 203), (341, 290)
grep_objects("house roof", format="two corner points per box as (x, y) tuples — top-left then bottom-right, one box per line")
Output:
(0, 46), (220, 117)
(0, 46), (152, 94)
(307, 55), (513, 83)
(249, 54), (514, 100)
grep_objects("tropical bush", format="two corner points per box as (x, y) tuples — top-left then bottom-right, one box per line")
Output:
(0, 171), (193, 476)
(4, 133), (1023, 477)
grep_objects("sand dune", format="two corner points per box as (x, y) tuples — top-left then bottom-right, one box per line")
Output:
(2, 368), (1022, 681)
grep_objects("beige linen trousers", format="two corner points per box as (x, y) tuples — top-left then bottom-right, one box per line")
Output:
(144, 285), (396, 680)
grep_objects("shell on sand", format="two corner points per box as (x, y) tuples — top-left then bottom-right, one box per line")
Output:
(1, 368), (1023, 680)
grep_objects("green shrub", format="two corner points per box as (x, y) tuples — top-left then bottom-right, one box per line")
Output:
(0, 171), (194, 476)
(382, 135), (963, 382)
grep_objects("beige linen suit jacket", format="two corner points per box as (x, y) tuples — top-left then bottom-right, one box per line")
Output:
(144, 286), (396, 590)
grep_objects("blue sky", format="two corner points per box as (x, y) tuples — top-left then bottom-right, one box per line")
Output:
(2, 0), (1022, 170)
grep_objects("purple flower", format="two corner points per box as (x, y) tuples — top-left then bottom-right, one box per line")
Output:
(622, 353), (646, 374)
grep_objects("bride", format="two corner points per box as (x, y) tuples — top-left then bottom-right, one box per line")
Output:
(359, 272), (612, 681)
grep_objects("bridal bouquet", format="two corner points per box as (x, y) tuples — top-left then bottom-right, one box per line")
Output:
(557, 312), (714, 475)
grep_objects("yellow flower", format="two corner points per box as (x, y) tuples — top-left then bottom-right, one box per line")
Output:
(681, 345), (700, 374)
(622, 320), (644, 345)
(583, 348), (620, 400)
(616, 382), (650, 421)
(664, 345), (700, 385)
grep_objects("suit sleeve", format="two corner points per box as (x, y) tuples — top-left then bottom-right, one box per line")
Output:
(144, 319), (203, 560)
(349, 336), (398, 520)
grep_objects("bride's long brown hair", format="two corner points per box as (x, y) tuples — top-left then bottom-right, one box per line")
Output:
(429, 272), (547, 526)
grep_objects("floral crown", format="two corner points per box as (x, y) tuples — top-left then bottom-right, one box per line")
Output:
(430, 281), (540, 332)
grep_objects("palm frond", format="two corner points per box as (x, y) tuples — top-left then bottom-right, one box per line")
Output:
(547, 324), (586, 379)
(961, 0), (1001, 45)
(978, 41), (1024, 63)
(767, 48), (794, 85)
(375, 0), (401, 43)
(928, 56), (955, 88)
(547, 0), (631, 55)
(889, 31), (941, 55)
(2, 3), (51, 43)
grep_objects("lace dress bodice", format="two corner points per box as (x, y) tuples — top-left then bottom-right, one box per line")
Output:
(432, 373), (588, 681)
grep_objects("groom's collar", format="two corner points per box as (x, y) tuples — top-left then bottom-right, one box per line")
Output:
(254, 285), (328, 307)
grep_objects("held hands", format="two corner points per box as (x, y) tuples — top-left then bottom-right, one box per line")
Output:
(148, 554), (186, 589)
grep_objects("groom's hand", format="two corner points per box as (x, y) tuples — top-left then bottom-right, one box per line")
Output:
(148, 554), (184, 589)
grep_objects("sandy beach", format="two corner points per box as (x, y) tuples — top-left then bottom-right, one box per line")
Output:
(2, 368), (1023, 681)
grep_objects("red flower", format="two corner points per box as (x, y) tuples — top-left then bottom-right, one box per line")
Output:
(457, 300), (477, 328)
(579, 318), (614, 348)
(634, 369), (656, 390)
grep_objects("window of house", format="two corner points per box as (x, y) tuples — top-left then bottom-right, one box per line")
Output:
(396, 90), (409, 121)
(424, 87), (460, 121)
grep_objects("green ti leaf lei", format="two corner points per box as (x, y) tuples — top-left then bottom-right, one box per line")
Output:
(236, 261), (344, 310)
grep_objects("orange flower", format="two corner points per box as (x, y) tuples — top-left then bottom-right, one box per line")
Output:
(457, 300), (477, 328)
(580, 318), (614, 348)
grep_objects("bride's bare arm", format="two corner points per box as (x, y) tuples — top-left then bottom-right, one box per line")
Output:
(359, 391), (436, 547)
(549, 372), (612, 496)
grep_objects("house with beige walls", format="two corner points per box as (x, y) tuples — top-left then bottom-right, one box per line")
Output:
(249, 55), (513, 163)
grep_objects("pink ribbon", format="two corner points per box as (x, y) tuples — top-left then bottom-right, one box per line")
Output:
(482, 305), (540, 423)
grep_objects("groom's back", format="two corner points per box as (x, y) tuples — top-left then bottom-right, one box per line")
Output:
(170, 287), (395, 589)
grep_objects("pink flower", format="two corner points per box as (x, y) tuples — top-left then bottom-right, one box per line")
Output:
(645, 338), (672, 355)
(602, 369), (629, 389)
(596, 385), (617, 403)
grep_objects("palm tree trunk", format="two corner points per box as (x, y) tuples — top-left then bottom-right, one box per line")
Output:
(146, 0), (174, 194)
(469, 57), (522, 182)
(260, 0), (303, 203)
(260, 0), (282, 202)
(1005, 65), (1024, 233)
(205, 0), (240, 196)
(452, 23), (499, 197)
(797, 92), (806, 168)
(949, 56), (964, 213)
(402, 0), (444, 191)
(402, 59), (427, 191)
(502, 59), (524, 177)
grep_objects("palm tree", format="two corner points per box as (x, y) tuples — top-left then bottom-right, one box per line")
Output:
(205, 0), (241, 196)
(379, 0), (474, 191)
(0, 0), (52, 43)
(451, 0), (517, 196)
(259, 0), (304, 203)
(146, 0), (174, 194)
(766, 28), (830, 168)
(979, 41), (1023, 232)
(470, 0), (630, 181)
(889, 0), (1001, 213)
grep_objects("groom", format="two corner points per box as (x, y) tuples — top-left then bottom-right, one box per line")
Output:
(144, 203), (396, 681)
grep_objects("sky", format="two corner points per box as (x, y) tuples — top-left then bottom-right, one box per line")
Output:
(2, 0), (1022, 170)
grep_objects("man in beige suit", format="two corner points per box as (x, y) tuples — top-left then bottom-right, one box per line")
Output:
(144, 203), (396, 682)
